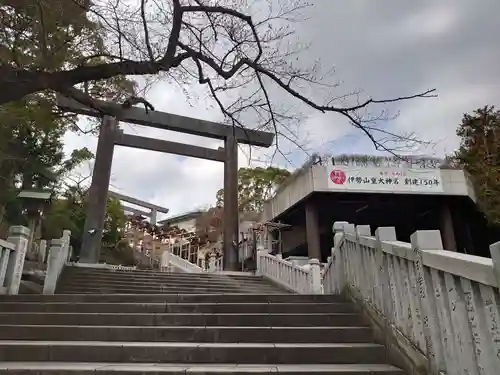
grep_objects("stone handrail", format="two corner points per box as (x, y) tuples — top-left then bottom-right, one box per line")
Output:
(0, 238), (16, 294)
(161, 250), (203, 273)
(323, 222), (500, 375)
(43, 230), (71, 294)
(1, 226), (31, 295)
(0, 239), (15, 292)
(257, 251), (321, 294)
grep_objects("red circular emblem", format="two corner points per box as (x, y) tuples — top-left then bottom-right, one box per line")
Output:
(330, 169), (346, 185)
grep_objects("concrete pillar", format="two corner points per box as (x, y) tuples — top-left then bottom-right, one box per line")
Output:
(150, 208), (157, 225)
(440, 202), (457, 251)
(305, 201), (321, 260)
(80, 116), (119, 263)
(5, 226), (30, 295)
(223, 133), (239, 270)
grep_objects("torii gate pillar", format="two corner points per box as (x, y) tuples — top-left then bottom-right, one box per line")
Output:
(223, 133), (239, 271)
(80, 116), (119, 263)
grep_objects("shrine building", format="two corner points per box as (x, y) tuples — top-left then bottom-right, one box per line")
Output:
(260, 154), (499, 261)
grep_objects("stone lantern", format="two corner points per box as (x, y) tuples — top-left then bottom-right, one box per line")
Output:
(17, 189), (52, 259)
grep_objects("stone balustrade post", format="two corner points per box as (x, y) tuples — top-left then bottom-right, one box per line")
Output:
(208, 253), (216, 273)
(160, 250), (170, 269)
(43, 238), (65, 295)
(256, 249), (267, 276)
(309, 258), (322, 294)
(39, 240), (47, 264)
(4, 226), (30, 295)
(374, 227), (396, 317)
(410, 230), (445, 374)
(490, 241), (500, 288)
(331, 221), (350, 293)
(356, 225), (371, 299)
(332, 221), (349, 252)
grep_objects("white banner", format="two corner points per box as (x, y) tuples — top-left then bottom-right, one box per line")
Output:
(327, 164), (443, 193)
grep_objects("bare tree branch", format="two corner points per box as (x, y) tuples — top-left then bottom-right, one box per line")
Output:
(0, 0), (437, 156)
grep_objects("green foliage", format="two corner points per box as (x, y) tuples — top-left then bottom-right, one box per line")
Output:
(216, 166), (291, 212)
(0, 0), (134, 227)
(454, 105), (500, 224)
(43, 187), (129, 259)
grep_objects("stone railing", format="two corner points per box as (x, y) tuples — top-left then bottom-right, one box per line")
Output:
(0, 226), (31, 295)
(323, 221), (500, 375)
(43, 230), (71, 295)
(257, 250), (322, 294)
(161, 250), (203, 273)
(209, 255), (223, 273)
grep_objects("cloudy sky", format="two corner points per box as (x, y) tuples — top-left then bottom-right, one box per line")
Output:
(63, 0), (500, 220)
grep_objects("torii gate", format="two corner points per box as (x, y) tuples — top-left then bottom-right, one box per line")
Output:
(57, 95), (274, 271)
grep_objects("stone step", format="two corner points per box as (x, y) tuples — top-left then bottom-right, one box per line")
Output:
(0, 302), (355, 314)
(63, 268), (263, 281)
(0, 312), (365, 327)
(59, 272), (273, 284)
(0, 362), (405, 374)
(57, 276), (281, 289)
(0, 325), (373, 343)
(56, 280), (284, 291)
(0, 341), (387, 364)
(55, 286), (287, 294)
(59, 277), (279, 287)
(0, 294), (344, 303)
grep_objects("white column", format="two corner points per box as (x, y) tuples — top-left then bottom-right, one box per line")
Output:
(4, 226), (30, 295)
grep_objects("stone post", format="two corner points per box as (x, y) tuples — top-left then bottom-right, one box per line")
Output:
(410, 230), (445, 374)
(4, 226), (30, 295)
(309, 258), (322, 294)
(490, 241), (500, 288)
(374, 227), (396, 314)
(43, 238), (65, 295)
(208, 253), (216, 273)
(39, 240), (47, 264)
(256, 249), (267, 276)
(160, 250), (170, 270)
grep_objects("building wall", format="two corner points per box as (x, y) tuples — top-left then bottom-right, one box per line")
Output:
(262, 165), (476, 222)
(174, 218), (197, 232)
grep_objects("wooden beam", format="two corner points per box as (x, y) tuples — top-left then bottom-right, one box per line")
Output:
(56, 95), (275, 147)
(108, 191), (169, 214)
(115, 132), (225, 163)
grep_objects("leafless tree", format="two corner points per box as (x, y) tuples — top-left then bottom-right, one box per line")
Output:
(0, 0), (436, 154)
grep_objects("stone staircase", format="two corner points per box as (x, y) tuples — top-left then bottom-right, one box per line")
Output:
(55, 267), (288, 294)
(0, 268), (405, 374)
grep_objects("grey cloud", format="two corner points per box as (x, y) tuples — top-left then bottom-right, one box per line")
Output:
(63, 0), (500, 214)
